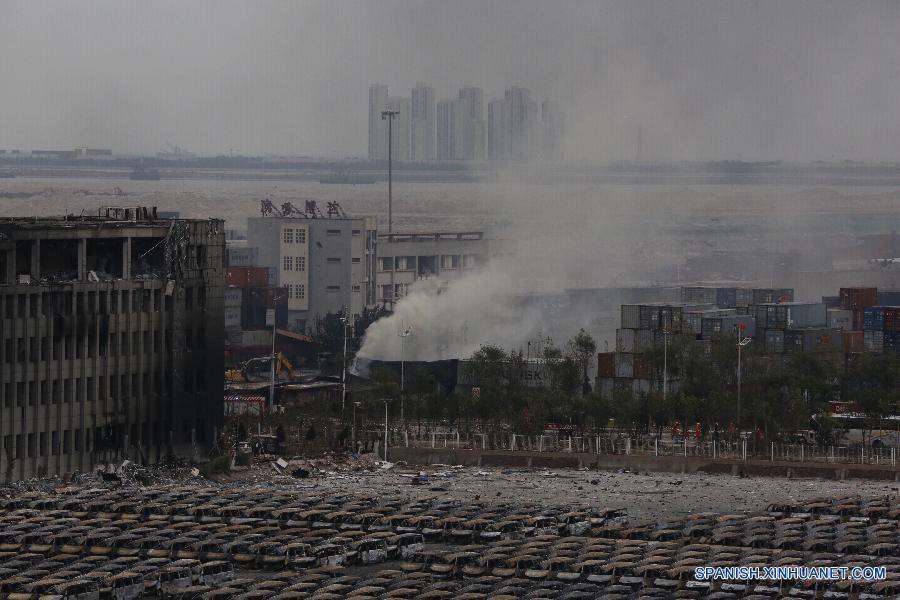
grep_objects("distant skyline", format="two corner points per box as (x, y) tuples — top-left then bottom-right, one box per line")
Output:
(3, 1), (900, 161)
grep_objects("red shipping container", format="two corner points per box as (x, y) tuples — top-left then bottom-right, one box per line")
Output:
(597, 353), (615, 378)
(839, 287), (877, 311)
(633, 354), (652, 379)
(226, 266), (269, 288)
(842, 330), (864, 354)
(851, 308), (865, 331)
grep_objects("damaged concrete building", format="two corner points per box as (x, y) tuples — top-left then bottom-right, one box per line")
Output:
(0, 207), (224, 482)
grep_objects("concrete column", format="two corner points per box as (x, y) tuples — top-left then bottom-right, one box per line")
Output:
(77, 239), (86, 281)
(122, 238), (131, 279)
(30, 240), (40, 279)
(4, 249), (14, 283)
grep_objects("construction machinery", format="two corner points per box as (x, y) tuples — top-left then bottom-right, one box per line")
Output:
(225, 353), (295, 383)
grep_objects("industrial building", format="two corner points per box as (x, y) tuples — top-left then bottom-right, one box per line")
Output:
(376, 231), (511, 305)
(246, 201), (377, 330)
(0, 207), (225, 482)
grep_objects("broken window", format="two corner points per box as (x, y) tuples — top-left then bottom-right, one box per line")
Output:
(85, 238), (124, 279)
(39, 239), (78, 281)
(131, 237), (165, 277)
(14, 240), (32, 278)
(418, 256), (437, 277)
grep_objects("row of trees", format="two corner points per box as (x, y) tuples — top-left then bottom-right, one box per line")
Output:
(358, 330), (900, 444)
(309, 308), (900, 443)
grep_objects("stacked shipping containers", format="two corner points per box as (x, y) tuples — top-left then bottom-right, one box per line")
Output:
(601, 291), (766, 397)
(839, 287), (877, 330)
(862, 304), (900, 354)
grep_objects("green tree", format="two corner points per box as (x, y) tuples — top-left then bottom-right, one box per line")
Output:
(567, 329), (597, 394)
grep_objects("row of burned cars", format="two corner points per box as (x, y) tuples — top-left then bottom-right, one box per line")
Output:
(0, 485), (897, 599)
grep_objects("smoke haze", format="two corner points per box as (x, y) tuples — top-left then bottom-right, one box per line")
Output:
(3, 1), (900, 160)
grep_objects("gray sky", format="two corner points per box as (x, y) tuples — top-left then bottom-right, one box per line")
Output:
(2, 0), (900, 161)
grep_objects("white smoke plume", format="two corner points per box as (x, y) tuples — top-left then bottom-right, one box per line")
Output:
(357, 261), (544, 362)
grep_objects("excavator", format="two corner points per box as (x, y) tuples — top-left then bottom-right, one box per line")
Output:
(225, 353), (295, 383)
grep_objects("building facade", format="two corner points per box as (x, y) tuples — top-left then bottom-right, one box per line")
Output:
(368, 84), (389, 160)
(386, 96), (411, 161)
(411, 82), (435, 162)
(247, 209), (377, 330)
(376, 231), (510, 304)
(0, 207), (225, 482)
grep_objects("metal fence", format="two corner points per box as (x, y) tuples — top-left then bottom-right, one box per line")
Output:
(385, 430), (898, 466)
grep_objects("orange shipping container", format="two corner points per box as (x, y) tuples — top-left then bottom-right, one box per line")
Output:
(226, 266), (269, 288)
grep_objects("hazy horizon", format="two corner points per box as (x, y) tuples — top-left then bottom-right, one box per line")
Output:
(3, 1), (900, 161)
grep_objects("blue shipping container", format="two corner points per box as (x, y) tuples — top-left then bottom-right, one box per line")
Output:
(884, 331), (900, 353)
(864, 306), (886, 330)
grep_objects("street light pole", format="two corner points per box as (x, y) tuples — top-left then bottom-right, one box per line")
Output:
(737, 335), (752, 430)
(383, 399), (389, 461)
(341, 312), (352, 414)
(352, 401), (360, 445)
(269, 294), (285, 411)
(398, 326), (411, 426)
(662, 329), (670, 402)
(381, 109), (399, 311)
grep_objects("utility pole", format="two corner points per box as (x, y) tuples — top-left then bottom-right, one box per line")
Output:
(352, 401), (360, 445)
(341, 311), (352, 414)
(737, 333), (752, 431)
(662, 329), (670, 402)
(381, 109), (399, 311)
(398, 326), (411, 427)
(268, 294), (285, 411)
(383, 399), (389, 461)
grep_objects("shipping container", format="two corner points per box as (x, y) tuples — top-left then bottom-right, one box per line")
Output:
(764, 329), (784, 354)
(716, 287), (736, 308)
(632, 378), (652, 395)
(224, 306), (241, 328)
(883, 331), (900, 353)
(839, 287), (878, 311)
(597, 352), (615, 378)
(683, 308), (737, 336)
(224, 288), (243, 308)
(884, 307), (900, 332)
(620, 304), (641, 329)
(735, 288), (752, 307)
(863, 306), (886, 330)
(637, 329), (658, 352)
(614, 353), (634, 378)
(613, 378), (632, 392)
(633, 354), (652, 379)
(701, 315), (756, 339)
(616, 328), (635, 353)
(852, 308), (864, 331)
(821, 296), (841, 308)
(751, 302), (826, 330)
(842, 330), (864, 354)
(751, 288), (794, 304)
(783, 328), (842, 353)
(621, 303), (689, 332)
(680, 286), (718, 305)
(226, 266), (269, 288)
(598, 377), (614, 398)
(826, 309), (853, 330)
(864, 330), (884, 353)
(877, 290), (900, 306)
